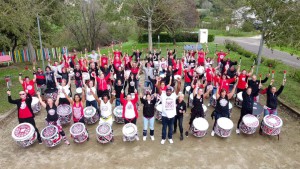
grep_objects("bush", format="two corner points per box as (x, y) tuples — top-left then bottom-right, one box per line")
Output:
(138, 32), (215, 43)
(292, 70), (300, 83)
(241, 21), (255, 32)
(264, 59), (281, 69)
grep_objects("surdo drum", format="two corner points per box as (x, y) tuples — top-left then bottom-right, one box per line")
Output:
(239, 114), (259, 134)
(196, 66), (205, 75)
(57, 104), (72, 125)
(122, 123), (138, 142)
(31, 97), (41, 114)
(84, 106), (99, 124)
(41, 125), (62, 147)
(11, 123), (37, 148)
(82, 72), (90, 81)
(76, 87), (83, 94)
(261, 115), (283, 136)
(45, 90), (58, 101)
(191, 117), (209, 137)
(70, 122), (89, 143)
(96, 122), (113, 144)
(113, 106), (124, 124)
(214, 117), (234, 138)
(155, 104), (162, 121)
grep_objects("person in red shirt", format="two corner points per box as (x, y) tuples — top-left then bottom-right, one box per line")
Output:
(78, 57), (88, 72)
(219, 74), (236, 93)
(196, 44), (209, 66)
(216, 50), (229, 64)
(123, 53), (132, 70)
(236, 65), (254, 93)
(96, 73), (109, 98)
(112, 44), (123, 60)
(99, 54), (109, 68)
(183, 66), (194, 94)
(205, 65), (215, 85)
(68, 51), (77, 68)
(19, 74), (36, 96)
(173, 59), (182, 76)
(7, 90), (42, 144)
(113, 57), (122, 72)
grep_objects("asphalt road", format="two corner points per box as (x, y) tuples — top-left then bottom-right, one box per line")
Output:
(215, 36), (300, 68)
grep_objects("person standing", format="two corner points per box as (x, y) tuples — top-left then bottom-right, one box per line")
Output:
(173, 93), (186, 141)
(140, 93), (157, 141)
(18, 73), (36, 96)
(7, 90), (42, 144)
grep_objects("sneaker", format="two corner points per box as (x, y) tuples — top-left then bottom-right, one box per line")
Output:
(135, 135), (139, 141)
(38, 139), (43, 144)
(185, 131), (189, 137)
(236, 129), (240, 134)
(168, 139), (174, 144)
(64, 140), (70, 145)
(161, 139), (166, 145)
(150, 136), (155, 141)
(211, 131), (215, 137)
(143, 136), (147, 141)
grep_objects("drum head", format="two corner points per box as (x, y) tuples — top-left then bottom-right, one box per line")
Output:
(185, 86), (191, 92)
(193, 118), (209, 131)
(76, 88), (83, 94)
(263, 115), (283, 128)
(174, 75), (181, 80)
(12, 123), (35, 141)
(122, 123), (137, 137)
(242, 114), (259, 128)
(113, 106), (123, 117)
(84, 106), (96, 118)
(202, 105), (207, 112)
(237, 92), (243, 101)
(57, 104), (72, 116)
(217, 117), (233, 130)
(31, 97), (39, 105)
(196, 66), (204, 74)
(96, 123), (112, 136)
(70, 122), (85, 136)
(41, 125), (58, 139)
(155, 104), (162, 112)
(82, 72), (90, 80)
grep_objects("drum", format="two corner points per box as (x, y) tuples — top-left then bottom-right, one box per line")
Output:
(57, 104), (72, 125)
(96, 122), (113, 144)
(69, 71), (74, 77)
(84, 106), (99, 124)
(212, 94), (217, 107)
(45, 90), (58, 101)
(159, 74), (166, 78)
(155, 104), (162, 121)
(191, 117), (209, 137)
(239, 114), (259, 134)
(82, 72), (90, 80)
(214, 117), (234, 137)
(31, 97), (41, 114)
(174, 75), (181, 80)
(113, 106), (124, 124)
(185, 86), (191, 93)
(76, 87), (83, 94)
(11, 123), (37, 147)
(235, 92), (243, 108)
(122, 123), (138, 142)
(125, 70), (131, 77)
(41, 125), (62, 147)
(70, 122), (89, 143)
(196, 66), (205, 75)
(189, 93), (194, 107)
(261, 115), (283, 136)
(252, 102), (263, 119)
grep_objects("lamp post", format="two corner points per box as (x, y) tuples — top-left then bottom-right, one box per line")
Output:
(37, 14), (45, 71)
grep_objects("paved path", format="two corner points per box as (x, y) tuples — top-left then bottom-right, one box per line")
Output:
(215, 36), (300, 68)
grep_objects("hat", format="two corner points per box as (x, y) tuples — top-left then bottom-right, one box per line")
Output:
(167, 86), (173, 91)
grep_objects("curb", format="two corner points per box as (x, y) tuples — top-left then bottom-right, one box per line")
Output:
(278, 98), (300, 118)
(0, 106), (17, 122)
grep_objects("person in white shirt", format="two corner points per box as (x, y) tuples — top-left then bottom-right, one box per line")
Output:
(158, 78), (181, 144)
(83, 79), (98, 112)
(54, 75), (71, 105)
(89, 50), (99, 60)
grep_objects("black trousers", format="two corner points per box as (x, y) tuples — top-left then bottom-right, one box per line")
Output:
(19, 117), (42, 141)
(174, 115), (183, 134)
(124, 118), (137, 125)
(189, 108), (204, 126)
(237, 108), (252, 129)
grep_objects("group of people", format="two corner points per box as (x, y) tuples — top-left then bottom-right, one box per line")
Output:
(7, 43), (286, 146)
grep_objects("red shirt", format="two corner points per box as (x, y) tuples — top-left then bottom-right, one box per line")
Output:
(189, 51), (196, 57)
(113, 60), (122, 70)
(184, 69), (194, 83)
(73, 102), (84, 123)
(213, 76), (221, 86)
(22, 80), (35, 96)
(197, 52), (206, 65)
(96, 77), (108, 91)
(19, 101), (33, 119)
(174, 63), (182, 75)
(68, 55), (76, 64)
(237, 74), (248, 89)
(79, 59), (88, 72)
(160, 86), (167, 92)
(131, 67), (139, 75)
(114, 51), (121, 59)
(205, 68), (215, 82)
(217, 52), (227, 63)
(219, 78), (235, 93)
(100, 57), (108, 67)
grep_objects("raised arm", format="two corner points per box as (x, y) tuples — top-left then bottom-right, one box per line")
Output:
(18, 74), (23, 84)
(90, 89), (101, 105)
(7, 91), (19, 104)
(175, 79), (181, 95)
(55, 92), (60, 106)
(63, 90), (74, 105)
(37, 92), (47, 108)
(228, 81), (238, 99)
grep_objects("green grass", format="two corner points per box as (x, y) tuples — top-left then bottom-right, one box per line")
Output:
(271, 46), (300, 57)
(209, 29), (259, 37)
(1, 41), (299, 114)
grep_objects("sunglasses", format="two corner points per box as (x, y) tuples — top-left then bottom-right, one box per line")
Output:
(19, 93), (26, 96)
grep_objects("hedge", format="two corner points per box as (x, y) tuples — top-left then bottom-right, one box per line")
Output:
(138, 32), (215, 43)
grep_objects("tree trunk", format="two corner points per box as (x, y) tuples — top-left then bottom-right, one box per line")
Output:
(256, 31), (265, 75)
(11, 36), (18, 63)
(27, 34), (36, 62)
(173, 37), (176, 45)
(148, 16), (153, 52)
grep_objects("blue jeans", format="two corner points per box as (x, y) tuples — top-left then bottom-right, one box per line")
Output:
(115, 98), (121, 107)
(144, 81), (153, 90)
(143, 116), (155, 131)
(86, 100), (98, 110)
(264, 109), (278, 116)
(161, 116), (175, 139)
(183, 82), (191, 94)
(210, 87), (217, 105)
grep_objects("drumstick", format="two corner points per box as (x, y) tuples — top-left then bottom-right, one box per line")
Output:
(239, 57), (242, 65)
(271, 70), (275, 79)
(283, 70), (286, 79)
(259, 74), (262, 84)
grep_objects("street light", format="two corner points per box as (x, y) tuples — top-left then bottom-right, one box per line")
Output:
(37, 14), (45, 71)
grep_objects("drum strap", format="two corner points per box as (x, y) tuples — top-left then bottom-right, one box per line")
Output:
(101, 115), (112, 120)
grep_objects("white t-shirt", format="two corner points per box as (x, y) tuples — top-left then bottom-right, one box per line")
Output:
(124, 101), (135, 119)
(159, 61), (167, 71)
(89, 53), (99, 60)
(100, 99), (112, 118)
(86, 87), (96, 101)
(160, 92), (177, 118)
(57, 85), (70, 98)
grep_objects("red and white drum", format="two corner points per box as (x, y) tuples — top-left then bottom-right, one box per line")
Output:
(11, 123), (37, 147)
(196, 66), (205, 75)
(70, 122), (88, 143)
(214, 117), (234, 137)
(235, 92), (243, 108)
(96, 122), (113, 144)
(113, 106), (124, 124)
(261, 115), (283, 136)
(122, 123), (138, 142)
(191, 117), (209, 137)
(155, 104), (162, 121)
(57, 104), (72, 125)
(45, 90), (58, 101)
(41, 125), (62, 147)
(31, 97), (41, 114)
(84, 106), (99, 124)
(76, 87), (83, 94)
(239, 114), (259, 134)
(82, 72), (90, 81)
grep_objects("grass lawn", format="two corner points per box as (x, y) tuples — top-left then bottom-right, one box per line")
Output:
(208, 29), (259, 37)
(1, 41), (299, 114)
(272, 46), (300, 57)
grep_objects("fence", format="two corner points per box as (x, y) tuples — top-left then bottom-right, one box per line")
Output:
(0, 47), (68, 63)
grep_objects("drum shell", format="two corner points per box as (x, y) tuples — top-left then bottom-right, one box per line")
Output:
(57, 104), (72, 125)
(84, 106), (99, 124)
(155, 104), (162, 121)
(261, 115), (282, 136)
(122, 123), (138, 142)
(11, 123), (37, 148)
(96, 123), (113, 144)
(31, 97), (41, 114)
(113, 106), (124, 124)
(70, 123), (88, 143)
(41, 125), (62, 147)
(239, 114), (259, 134)
(214, 118), (233, 137)
(191, 118), (209, 138)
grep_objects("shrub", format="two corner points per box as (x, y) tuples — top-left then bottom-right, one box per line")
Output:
(293, 69), (300, 83)
(263, 59), (281, 69)
(241, 21), (255, 32)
